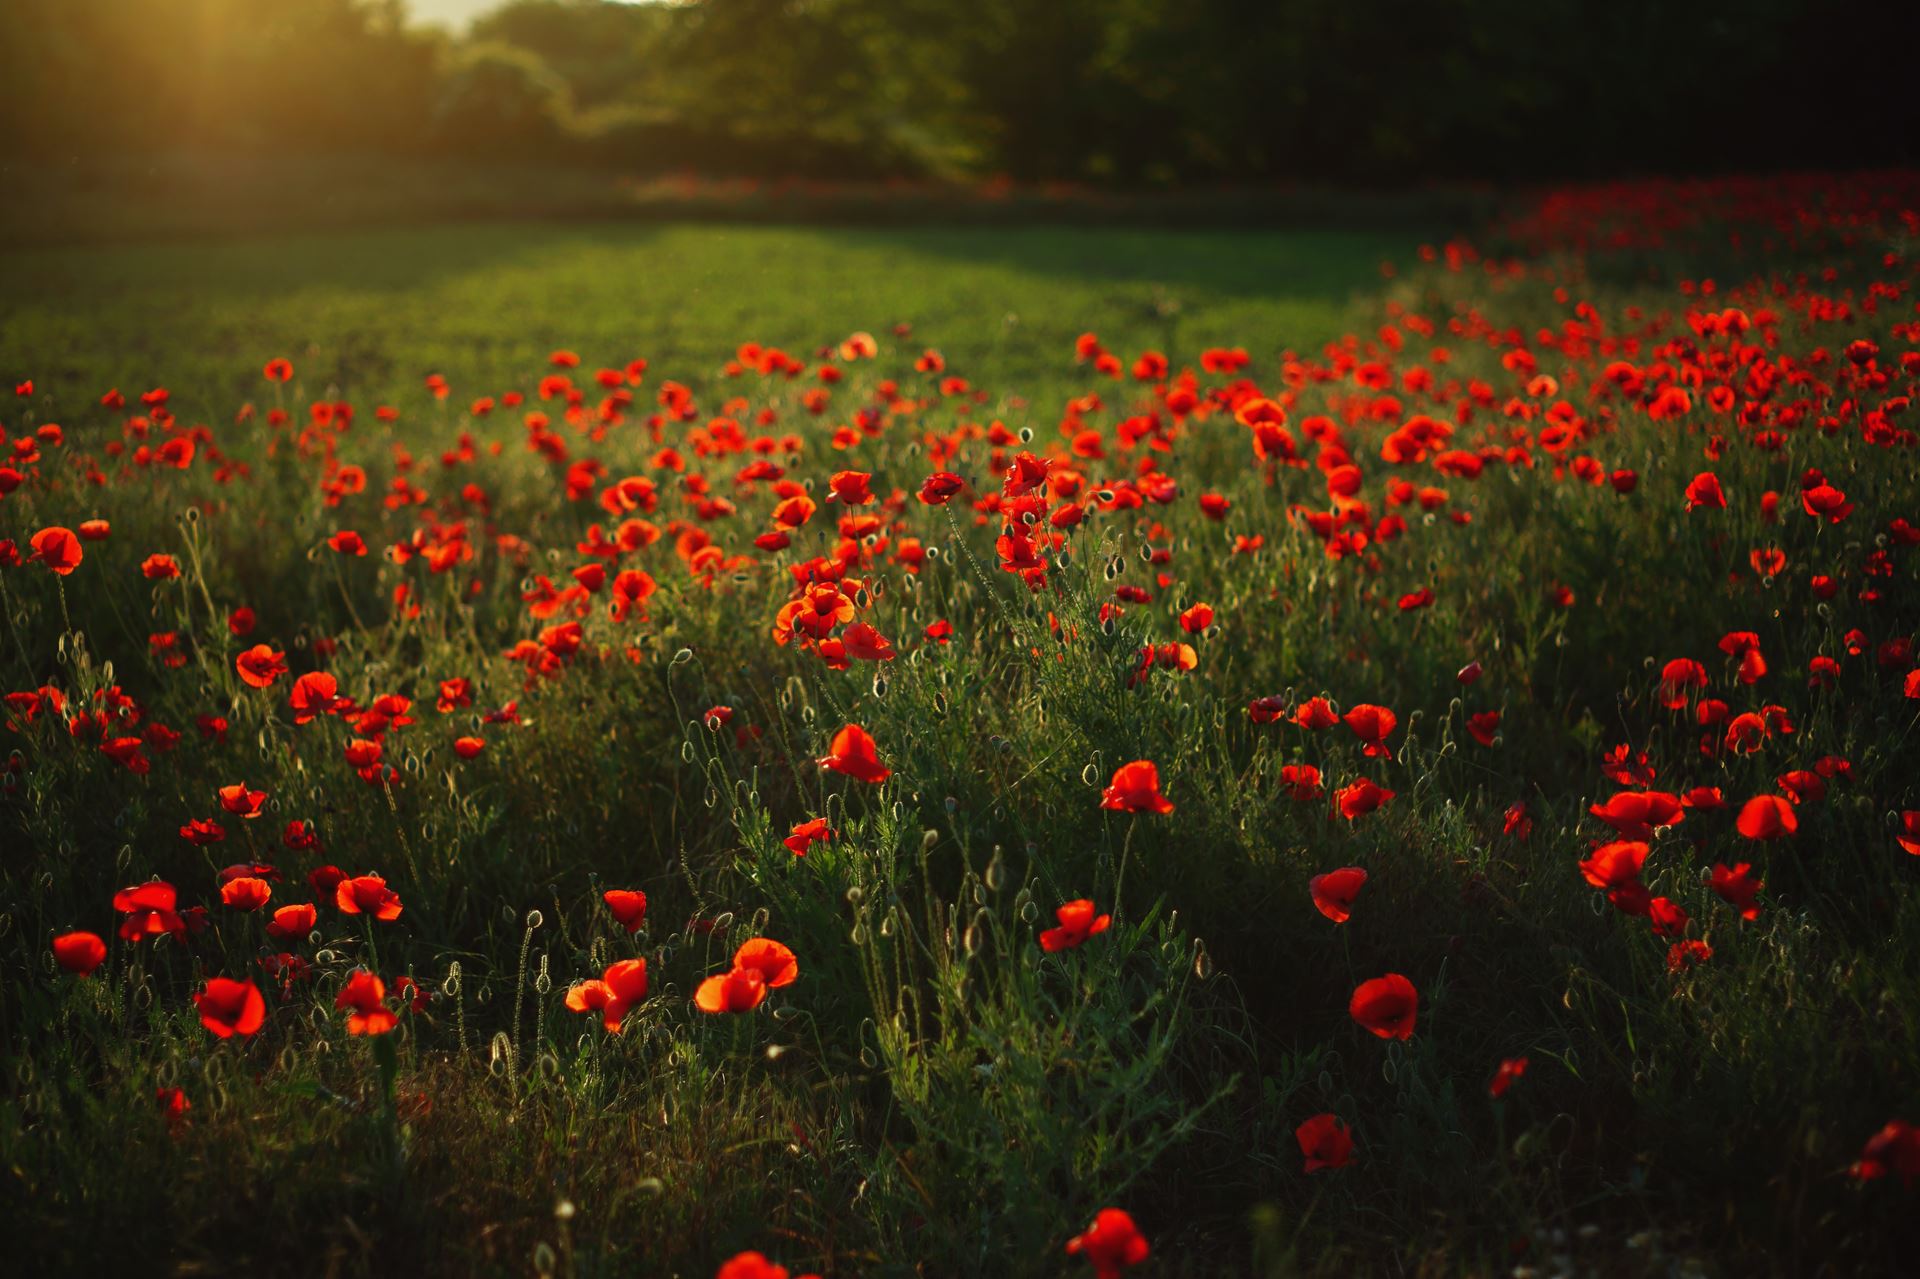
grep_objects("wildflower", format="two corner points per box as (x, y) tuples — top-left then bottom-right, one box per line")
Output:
(1734, 794), (1797, 840)
(114, 882), (185, 941)
(1489, 1056), (1530, 1098)
(1040, 900), (1112, 951)
(1851, 1120), (1920, 1187)
(818, 724), (890, 784)
(194, 977), (266, 1038)
(52, 930), (107, 976)
(1335, 777), (1395, 820)
(1466, 710), (1500, 745)
(1710, 863), (1763, 919)
(235, 644), (288, 689)
(603, 889), (648, 932)
(695, 939), (797, 1014)
(266, 903), (318, 941)
(714, 1252), (821, 1279)
(1065, 1208), (1149, 1278)
(565, 958), (650, 1032)
(218, 783), (267, 819)
(220, 877), (272, 911)
(28, 527), (83, 575)
(1101, 760), (1173, 814)
(1309, 868), (1367, 923)
(1342, 704), (1398, 758)
(335, 971), (397, 1035)
(782, 817), (834, 857)
(335, 874), (403, 921)
(1666, 939), (1713, 972)
(1350, 974), (1418, 1039)
(290, 672), (338, 723)
(1296, 1113), (1355, 1172)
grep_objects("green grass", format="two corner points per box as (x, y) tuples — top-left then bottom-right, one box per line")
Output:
(0, 221), (1392, 416)
(2, 208), (1918, 1278)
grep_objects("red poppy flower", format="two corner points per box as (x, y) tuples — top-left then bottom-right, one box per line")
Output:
(266, 902), (318, 941)
(1734, 794), (1797, 840)
(1064, 1208), (1149, 1278)
(235, 644), (288, 689)
(1577, 840), (1648, 893)
(156, 1086), (191, 1126)
(714, 1252), (820, 1279)
(29, 526), (83, 575)
(1710, 863), (1763, 919)
(818, 723), (890, 784)
(1851, 1119), (1920, 1187)
(732, 938), (799, 988)
(1040, 899), (1112, 951)
(1296, 1113), (1354, 1172)
(1647, 896), (1689, 938)
(1278, 763), (1324, 802)
(565, 958), (650, 1032)
(1350, 973), (1418, 1040)
(195, 977), (266, 1038)
(218, 783), (267, 819)
(1341, 704), (1398, 758)
(843, 622), (895, 662)
(694, 965), (768, 1014)
(828, 470), (874, 505)
(1775, 770), (1825, 805)
(336, 874), (403, 921)
(1178, 603), (1214, 634)
(52, 930), (107, 976)
(1666, 939), (1713, 972)
(1801, 483), (1852, 523)
(1899, 812), (1920, 857)
(783, 817), (834, 857)
(220, 877), (272, 911)
(918, 471), (965, 505)
(1685, 471), (1726, 510)
(1101, 760), (1173, 814)
(1488, 1056), (1529, 1098)
(1466, 710), (1500, 746)
(1335, 777), (1395, 820)
(179, 817), (227, 846)
(263, 358), (293, 382)
(278, 675), (336, 733)
(1290, 696), (1339, 731)
(140, 553), (181, 580)
(1309, 867), (1367, 923)
(1588, 791), (1684, 840)
(453, 736), (485, 759)
(114, 881), (186, 941)
(336, 971), (397, 1035)
(603, 889), (648, 932)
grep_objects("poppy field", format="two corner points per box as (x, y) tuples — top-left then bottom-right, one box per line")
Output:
(4, 175), (1920, 1277)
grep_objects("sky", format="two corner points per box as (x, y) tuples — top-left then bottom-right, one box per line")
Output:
(407, 0), (654, 28)
(408, 0), (506, 27)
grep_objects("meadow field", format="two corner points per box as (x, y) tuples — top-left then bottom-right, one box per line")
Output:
(3, 174), (1918, 1277)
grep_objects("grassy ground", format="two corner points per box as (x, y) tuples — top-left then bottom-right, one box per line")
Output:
(2, 221), (1390, 421)
(2, 192), (1918, 1277)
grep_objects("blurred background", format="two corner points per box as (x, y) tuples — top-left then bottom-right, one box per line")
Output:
(6, 0), (1918, 237)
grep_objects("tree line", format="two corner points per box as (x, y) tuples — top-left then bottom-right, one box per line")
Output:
(6, 0), (1916, 184)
